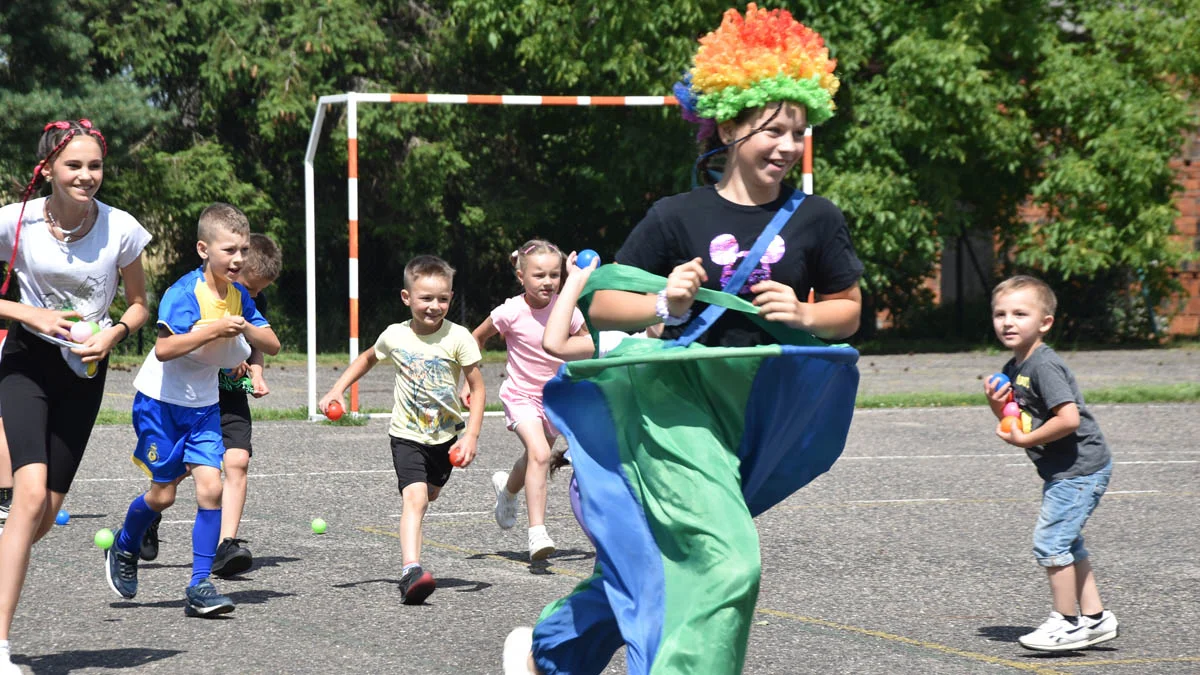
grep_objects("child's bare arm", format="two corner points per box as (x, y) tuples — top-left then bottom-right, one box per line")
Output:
(154, 317), (245, 362)
(318, 348), (379, 414)
(471, 317), (500, 351)
(242, 322), (281, 356)
(248, 348), (269, 397)
(751, 281), (863, 341)
(997, 401), (1080, 448)
(450, 364), (486, 467)
(984, 379), (1011, 419)
(544, 254), (597, 360)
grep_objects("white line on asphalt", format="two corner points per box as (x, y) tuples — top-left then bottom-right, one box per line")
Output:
(387, 511), (490, 518)
(847, 498), (951, 504)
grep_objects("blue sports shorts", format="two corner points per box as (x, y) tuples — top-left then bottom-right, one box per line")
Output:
(132, 392), (224, 483)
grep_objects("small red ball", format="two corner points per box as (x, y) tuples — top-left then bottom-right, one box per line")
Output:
(449, 445), (466, 467)
(325, 399), (344, 421)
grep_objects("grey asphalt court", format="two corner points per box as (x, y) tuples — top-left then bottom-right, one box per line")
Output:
(7, 349), (1200, 674)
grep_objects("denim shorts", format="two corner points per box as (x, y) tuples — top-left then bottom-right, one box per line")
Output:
(1032, 461), (1112, 567)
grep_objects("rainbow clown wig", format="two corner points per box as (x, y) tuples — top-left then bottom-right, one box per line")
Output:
(674, 3), (840, 132)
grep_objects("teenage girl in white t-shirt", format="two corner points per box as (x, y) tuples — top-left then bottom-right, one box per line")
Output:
(0, 120), (152, 672)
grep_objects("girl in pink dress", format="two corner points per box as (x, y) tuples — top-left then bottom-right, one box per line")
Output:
(468, 239), (587, 561)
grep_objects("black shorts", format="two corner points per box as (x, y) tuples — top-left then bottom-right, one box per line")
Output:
(389, 435), (455, 492)
(0, 324), (108, 493)
(218, 388), (253, 455)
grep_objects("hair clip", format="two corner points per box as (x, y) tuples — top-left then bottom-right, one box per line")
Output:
(78, 119), (93, 129)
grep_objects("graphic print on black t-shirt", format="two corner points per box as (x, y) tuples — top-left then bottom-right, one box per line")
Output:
(616, 186), (863, 347)
(710, 234), (785, 293)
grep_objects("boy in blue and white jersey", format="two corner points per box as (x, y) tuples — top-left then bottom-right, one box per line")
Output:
(104, 203), (280, 617)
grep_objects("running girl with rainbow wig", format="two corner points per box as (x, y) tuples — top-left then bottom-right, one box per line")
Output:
(503, 5), (862, 674)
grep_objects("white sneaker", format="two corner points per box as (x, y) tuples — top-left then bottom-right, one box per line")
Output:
(1019, 611), (1118, 651)
(492, 472), (518, 530)
(502, 626), (535, 675)
(528, 526), (555, 561)
(1077, 610), (1119, 647)
(0, 644), (22, 674)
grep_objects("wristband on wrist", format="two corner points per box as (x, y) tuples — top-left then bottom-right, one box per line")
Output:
(656, 290), (692, 326)
(115, 320), (131, 341)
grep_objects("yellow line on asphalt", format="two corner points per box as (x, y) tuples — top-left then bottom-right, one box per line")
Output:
(754, 608), (1068, 674)
(361, 525), (1068, 674)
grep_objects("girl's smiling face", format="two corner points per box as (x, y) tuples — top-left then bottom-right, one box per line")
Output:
(43, 136), (104, 205)
(720, 102), (807, 194)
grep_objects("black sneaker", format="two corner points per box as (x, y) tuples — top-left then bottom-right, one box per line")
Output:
(139, 513), (162, 561)
(184, 578), (236, 617)
(211, 537), (253, 578)
(104, 530), (139, 599)
(398, 564), (436, 605)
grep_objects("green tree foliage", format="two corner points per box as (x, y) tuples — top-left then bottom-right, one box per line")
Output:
(2, 0), (1197, 349)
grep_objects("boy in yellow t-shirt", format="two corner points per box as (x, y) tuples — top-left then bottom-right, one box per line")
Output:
(319, 255), (485, 605)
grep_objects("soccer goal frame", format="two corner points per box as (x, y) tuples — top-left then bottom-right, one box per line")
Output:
(303, 92), (814, 420)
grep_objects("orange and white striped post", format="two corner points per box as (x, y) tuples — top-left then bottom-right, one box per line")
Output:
(304, 93), (815, 419)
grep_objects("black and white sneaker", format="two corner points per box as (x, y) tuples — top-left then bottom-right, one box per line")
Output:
(184, 578), (236, 617)
(398, 564), (436, 605)
(104, 530), (140, 600)
(139, 513), (162, 561)
(212, 537), (253, 578)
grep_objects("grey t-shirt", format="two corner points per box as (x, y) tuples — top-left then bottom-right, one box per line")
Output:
(1003, 344), (1111, 481)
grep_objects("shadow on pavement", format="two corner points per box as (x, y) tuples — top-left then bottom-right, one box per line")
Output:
(15, 647), (185, 673)
(436, 577), (492, 593)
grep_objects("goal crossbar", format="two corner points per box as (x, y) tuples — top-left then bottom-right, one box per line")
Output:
(303, 92), (814, 420)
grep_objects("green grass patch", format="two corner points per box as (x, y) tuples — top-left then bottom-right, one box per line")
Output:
(857, 383), (1200, 409)
(95, 403), (505, 426)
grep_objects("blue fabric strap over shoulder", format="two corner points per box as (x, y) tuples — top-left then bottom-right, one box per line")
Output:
(672, 188), (805, 348)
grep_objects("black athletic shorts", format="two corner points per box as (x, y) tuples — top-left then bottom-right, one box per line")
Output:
(0, 324), (108, 493)
(218, 388), (253, 455)
(389, 435), (455, 492)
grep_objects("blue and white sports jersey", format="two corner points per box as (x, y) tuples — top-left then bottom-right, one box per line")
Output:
(134, 268), (269, 407)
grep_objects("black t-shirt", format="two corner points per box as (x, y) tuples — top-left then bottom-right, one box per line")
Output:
(615, 185), (863, 347)
(251, 289), (269, 317)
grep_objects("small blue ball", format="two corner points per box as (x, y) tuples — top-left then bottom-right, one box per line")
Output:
(988, 373), (1010, 390)
(55, 509), (70, 526)
(575, 249), (601, 269)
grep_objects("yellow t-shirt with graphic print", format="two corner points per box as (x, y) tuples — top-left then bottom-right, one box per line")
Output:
(374, 319), (481, 445)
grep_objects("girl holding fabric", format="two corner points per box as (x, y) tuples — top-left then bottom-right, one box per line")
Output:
(504, 5), (863, 674)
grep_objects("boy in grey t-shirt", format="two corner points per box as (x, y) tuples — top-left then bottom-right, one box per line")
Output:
(985, 275), (1118, 652)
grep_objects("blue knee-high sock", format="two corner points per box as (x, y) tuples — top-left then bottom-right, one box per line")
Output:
(190, 507), (222, 586)
(116, 494), (160, 553)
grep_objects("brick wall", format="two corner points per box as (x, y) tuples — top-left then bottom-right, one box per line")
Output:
(1168, 128), (1200, 336)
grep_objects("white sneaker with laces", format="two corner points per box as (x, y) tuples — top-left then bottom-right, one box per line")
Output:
(1019, 611), (1117, 651)
(492, 471), (518, 530)
(528, 526), (556, 561)
(1077, 610), (1119, 647)
(502, 626), (535, 675)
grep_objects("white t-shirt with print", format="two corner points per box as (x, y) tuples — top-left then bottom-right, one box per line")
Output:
(0, 197), (152, 332)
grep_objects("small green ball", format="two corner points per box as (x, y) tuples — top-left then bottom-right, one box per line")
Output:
(311, 518), (327, 534)
(94, 528), (115, 549)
